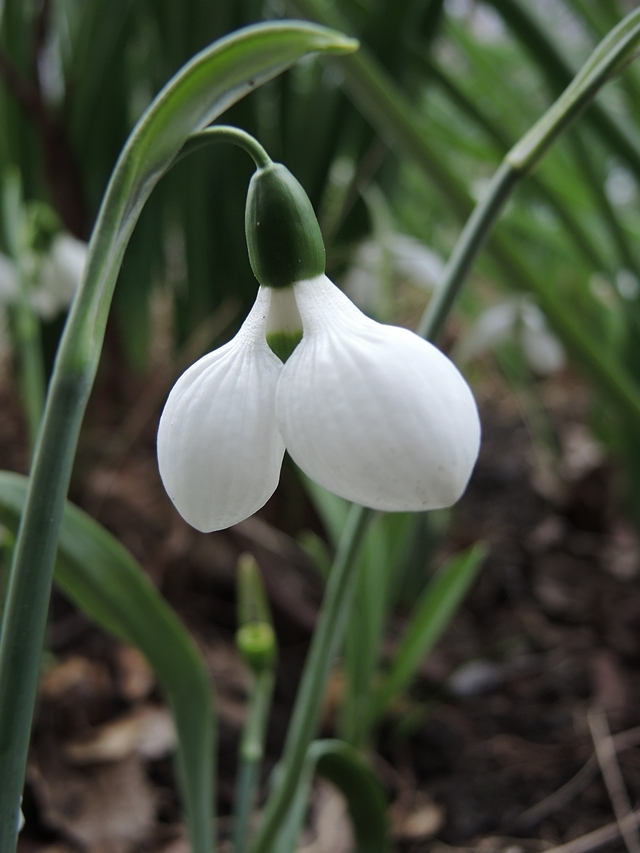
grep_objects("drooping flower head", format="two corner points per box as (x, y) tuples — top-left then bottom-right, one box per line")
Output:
(157, 152), (481, 532)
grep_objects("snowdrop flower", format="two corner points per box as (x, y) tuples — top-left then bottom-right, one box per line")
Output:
(458, 296), (565, 376)
(30, 233), (87, 320)
(158, 161), (480, 532)
(0, 234), (87, 320)
(344, 233), (444, 314)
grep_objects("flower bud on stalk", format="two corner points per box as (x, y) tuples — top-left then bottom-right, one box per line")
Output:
(157, 147), (481, 532)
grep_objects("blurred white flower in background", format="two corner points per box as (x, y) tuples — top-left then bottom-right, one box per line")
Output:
(0, 233), (87, 320)
(457, 296), (565, 376)
(605, 163), (637, 208)
(30, 234), (87, 319)
(343, 232), (444, 314)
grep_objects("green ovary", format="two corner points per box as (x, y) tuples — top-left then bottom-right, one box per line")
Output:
(267, 330), (303, 363)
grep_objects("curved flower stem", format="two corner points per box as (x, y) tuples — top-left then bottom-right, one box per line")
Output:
(418, 161), (518, 342)
(177, 125), (272, 169)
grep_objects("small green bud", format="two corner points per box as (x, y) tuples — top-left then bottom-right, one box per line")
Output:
(236, 622), (276, 673)
(245, 163), (325, 289)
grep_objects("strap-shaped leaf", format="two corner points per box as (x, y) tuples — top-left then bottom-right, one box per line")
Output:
(370, 542), (487, 724)
(0, 471), (214, 853)
(274, 739), (389, 853)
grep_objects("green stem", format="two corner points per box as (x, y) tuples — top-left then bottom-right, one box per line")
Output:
(177, 125), (273, 169)
(0, 368), (91, 849)
(418, 161), (519, 340)
(488, 0), (640, 178)
(249, 503), (373, 853)
(413, 51), (608, 272)
(233, 668), (275, 853)
(12, 285), (45, 455)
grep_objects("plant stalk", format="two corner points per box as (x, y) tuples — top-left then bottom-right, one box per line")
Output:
(249, 503), (373, 853)
(0, 367), (91, 850)
(233, 668), (275, 853)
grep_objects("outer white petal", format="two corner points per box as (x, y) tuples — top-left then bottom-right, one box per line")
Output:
(389, 233), (444, 290)
(520, 302), (565, 376)
(276, 275), (480, 511)
(33, 234), (88, 318)
(158, 288), (285, 532)
(456, 299), (519, 364)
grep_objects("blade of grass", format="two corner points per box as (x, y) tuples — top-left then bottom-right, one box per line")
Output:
(487, 0), (640, 179)
(370, 543), (487, 725)
(412, 51), (609, 272)
(274, 739), (389, 853)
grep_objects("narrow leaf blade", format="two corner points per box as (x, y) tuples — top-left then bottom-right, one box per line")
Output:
(371, 542), (487, 723)
(0, 471), (214, 853)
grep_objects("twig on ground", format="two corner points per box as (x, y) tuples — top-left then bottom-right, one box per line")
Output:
(588, 707), (640, 853)
(509, 725), (640, 832)
(543, 810), (640, 853)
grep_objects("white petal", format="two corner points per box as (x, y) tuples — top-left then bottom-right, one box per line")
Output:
(34, 234), (87, 318)
(521, 325), (565, 375)
(158, 288), (285, 532)
(456, 299), (519, 363)
(520, 300), (565, 375)
(276, 275), (480, 511)
(389, 233), (444, 290)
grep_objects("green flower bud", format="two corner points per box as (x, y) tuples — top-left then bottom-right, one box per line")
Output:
(245, 163), (325, 289)
(236, 622), (276, 673)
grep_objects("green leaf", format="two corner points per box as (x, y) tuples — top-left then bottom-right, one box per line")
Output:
(0, 471), (214, 853)
(370, 542), (487, 724)
(275, 739), (389, 853)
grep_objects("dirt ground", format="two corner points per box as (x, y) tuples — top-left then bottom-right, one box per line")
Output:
(6, 355), (640, 853)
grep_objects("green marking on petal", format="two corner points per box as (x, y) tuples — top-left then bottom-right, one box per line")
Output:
(267, 330), (303, 363)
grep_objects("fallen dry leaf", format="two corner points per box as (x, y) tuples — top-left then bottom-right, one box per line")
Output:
(159, 839), (190, 853)
(40, 656), (111, 699)
(66, 705), (176, 764)
(391, 791), (445, 840)
(29, 754), (157, 852)
(116, 646), (155, 702)
(297, 781), (353, 853)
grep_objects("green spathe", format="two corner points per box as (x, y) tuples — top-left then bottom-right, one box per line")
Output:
(246, 163), (325, 289)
